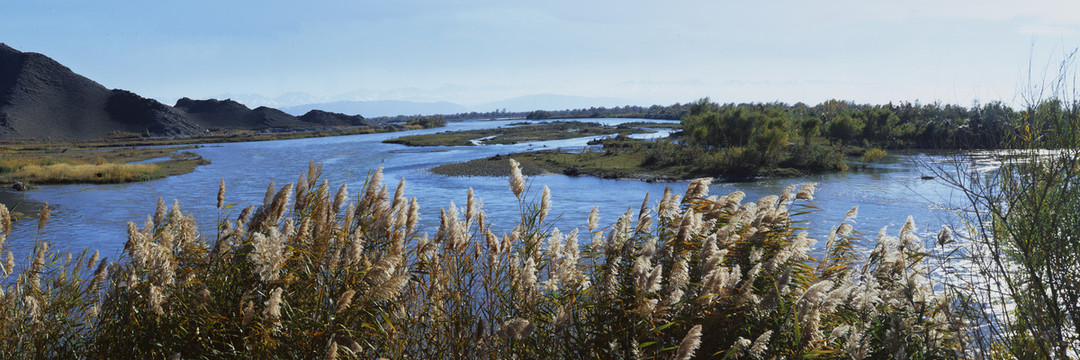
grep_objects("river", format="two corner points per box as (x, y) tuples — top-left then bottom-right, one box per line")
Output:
(0, 118), (966, 261)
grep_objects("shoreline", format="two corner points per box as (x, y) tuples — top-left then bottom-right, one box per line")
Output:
(0, 123), (432, 189)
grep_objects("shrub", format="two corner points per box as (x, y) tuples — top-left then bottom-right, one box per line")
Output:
(859, 148), (887, 165)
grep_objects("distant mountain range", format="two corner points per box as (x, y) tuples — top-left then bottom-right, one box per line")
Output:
(0, 43), (378, 141)
(276, 94), (639, 117)
(279, 100), (468, 117)
(474, 94), (637, 113)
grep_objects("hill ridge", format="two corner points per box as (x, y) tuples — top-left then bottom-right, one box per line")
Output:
(0, 43), (374, 141)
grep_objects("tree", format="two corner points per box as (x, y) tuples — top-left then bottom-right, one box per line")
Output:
(825, 113), (864, 144)
(798, 117), (821, 146)
(749, 109), (791, 164)
(859, 107), (912, 147)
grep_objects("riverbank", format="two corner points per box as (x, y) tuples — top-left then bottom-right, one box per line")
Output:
(432, 150), (683, 181)
(0, 122), (437, 188)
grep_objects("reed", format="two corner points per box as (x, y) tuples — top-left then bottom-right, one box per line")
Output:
(13, 163), (162, 183)
(0, 161), (964, 358)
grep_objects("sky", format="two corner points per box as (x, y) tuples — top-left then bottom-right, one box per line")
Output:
(4, 1), (1080, 110)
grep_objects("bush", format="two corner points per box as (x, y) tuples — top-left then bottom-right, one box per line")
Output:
(929, 51), (1080, 359)
(780, 144), (849, 173)
(405, 115), (447, 129)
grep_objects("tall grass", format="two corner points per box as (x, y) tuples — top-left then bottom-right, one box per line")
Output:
(0, 160), (963, 358)
(13, 163), (162, 183)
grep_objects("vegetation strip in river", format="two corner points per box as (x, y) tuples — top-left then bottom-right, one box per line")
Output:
(382, 121), (654, 146)
(432, 136), (850, 181)
(0, 145), (209, 186)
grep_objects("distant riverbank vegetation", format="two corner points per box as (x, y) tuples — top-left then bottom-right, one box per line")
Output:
(435, 97), (1038, 180)
(402, 115), (448, 129)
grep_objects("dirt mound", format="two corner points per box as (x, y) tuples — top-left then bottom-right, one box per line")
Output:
(297, 109), (370, 126)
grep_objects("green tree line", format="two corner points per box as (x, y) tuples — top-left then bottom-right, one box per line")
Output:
(682, 98), (1022, 150)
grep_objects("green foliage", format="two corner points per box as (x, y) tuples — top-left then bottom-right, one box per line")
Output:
(680, 100), (791, 152)
(859, 108), (913, 147)
(525, 110), (552, 120)
(859, 148), (887, 166)
(405, 115), (447, 129)
(826, 113), (865, 144)
(799, 117), (822, 146)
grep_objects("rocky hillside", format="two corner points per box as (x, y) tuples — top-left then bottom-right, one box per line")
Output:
(296, 109), (371, 127)
(174, 97), (302, 130)
(0, 43), (372, 141)
(0, 43), (206, 140)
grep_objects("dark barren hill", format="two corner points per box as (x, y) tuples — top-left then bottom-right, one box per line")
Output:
(296, 109), (371, 127)
(0, 43), (375, 141)
(0, 43), (204, 140)
(174, 97), (303, 130)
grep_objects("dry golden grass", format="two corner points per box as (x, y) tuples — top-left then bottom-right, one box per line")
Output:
(0, 146), (208, 185)
(13, 163), (161, 183)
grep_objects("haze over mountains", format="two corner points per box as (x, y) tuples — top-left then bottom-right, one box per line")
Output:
(228, 94), (638, 117)
(0, 44), (377, 141)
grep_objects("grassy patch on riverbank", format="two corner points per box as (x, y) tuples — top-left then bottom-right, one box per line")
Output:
(104, 125), (408, 147)
(433, 136), (848, 181)
(383, 121), (653, 146)
(0, 146), (208, 186)
(432, 149), (681, 181)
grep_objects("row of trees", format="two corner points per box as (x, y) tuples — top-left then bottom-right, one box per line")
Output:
(373, 98), (1031, 150)
(681, 98), (1026, 151)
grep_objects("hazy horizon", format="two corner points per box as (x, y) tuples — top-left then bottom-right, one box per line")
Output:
(5, 1), (1080, 110)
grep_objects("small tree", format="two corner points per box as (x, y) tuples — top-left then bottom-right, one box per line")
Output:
(930, 49), (1080, 359)
(798, 117), (821, 146)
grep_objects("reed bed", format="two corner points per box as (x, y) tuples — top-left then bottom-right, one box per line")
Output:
(0, 160), (964, 359)
(12, 163), (162, 183)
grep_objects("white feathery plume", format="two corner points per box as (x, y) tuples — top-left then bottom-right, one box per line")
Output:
(673, 324), (703, 360)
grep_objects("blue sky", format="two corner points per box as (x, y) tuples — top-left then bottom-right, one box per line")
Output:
(3, 1), (1080, 109)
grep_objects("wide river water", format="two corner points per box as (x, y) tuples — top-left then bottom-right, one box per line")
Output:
(0, 118), (967, 261)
